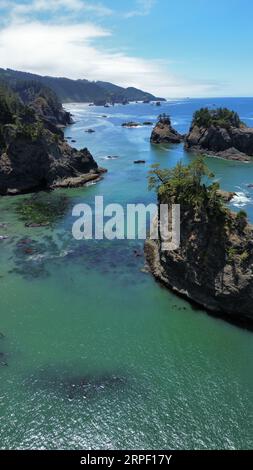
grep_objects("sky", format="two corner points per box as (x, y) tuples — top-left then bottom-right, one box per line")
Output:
(0, 0), (252, 97)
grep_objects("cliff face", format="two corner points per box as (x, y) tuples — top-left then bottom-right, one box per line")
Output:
(151, 115), (183, 144)
(30, 94), (72, 127)
(145, 159), (253, 325)
(0, 84), (104, 195)
(185, 125), (253, 161)
(0, 126), (103, 195)
(145, 205), (253, 324)
(8, 80), (72, 127)
(185, 108), (253, 161)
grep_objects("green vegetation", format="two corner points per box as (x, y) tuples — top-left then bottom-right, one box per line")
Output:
(0, 68), (160, 103)
(236, 210), (247, 220)
(0, 80), (61, 150)
(0, 84), (19, 124)
(157, 113), (171, 125)
(0, 83), (20, 149)
(17, 121), (44, 141)
(0, 89), (43, 147)
(240, 250), (249, 263)
(236, 210), (248, 231)
(227, 246), (238, 264)
(148, 156), (225, 214)
(192, 107), (243, 129)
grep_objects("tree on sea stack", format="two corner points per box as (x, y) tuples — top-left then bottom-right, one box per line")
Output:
(148, 155), (221, 210)
(157, 113), (171, 125)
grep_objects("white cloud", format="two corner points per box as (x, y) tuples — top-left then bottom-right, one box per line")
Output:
(0, 0), (113, 22)
(0, 20), (223, 97)
(0, 1), (224, 97)
(125, 0), (156, 18)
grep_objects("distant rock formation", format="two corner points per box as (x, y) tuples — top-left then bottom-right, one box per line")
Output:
(151, 114), (184, 144)
(185, 107), (253, 161)
(122, 122), (141, 128)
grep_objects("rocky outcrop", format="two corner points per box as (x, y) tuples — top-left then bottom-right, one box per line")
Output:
(145, 208), (253, 325)
(185, 108), (253, 161)
(3, 79), (73, 127)
(31, 95), (72, 127)
(145, 159), (253, 325)
(122, 122), (140, 128)
(0, 82), (105, 195)
(0, 126), (105, 195)
(151, 114), (183, 144)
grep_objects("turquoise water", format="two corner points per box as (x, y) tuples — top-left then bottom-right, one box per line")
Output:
(0, 99), (253, 450)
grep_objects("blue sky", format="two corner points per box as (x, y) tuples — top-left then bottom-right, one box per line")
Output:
(0, 0), (252, 97)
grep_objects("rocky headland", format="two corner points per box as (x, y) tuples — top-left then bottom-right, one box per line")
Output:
(0, 83), (104, 195)
(145, 157), (253, 325)
(151, 114), (184, 144)
(185, 108), (253, 161)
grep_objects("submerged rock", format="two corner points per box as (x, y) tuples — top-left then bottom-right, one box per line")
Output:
(122, 122), (141, 128)
(28, 366), (129, 400)
(16, 193), (70, 227)
(134, 160), (146, 164)
(151, 114), (183, 144)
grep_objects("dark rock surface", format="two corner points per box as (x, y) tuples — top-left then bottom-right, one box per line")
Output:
(122, 122), (140, 128)
(185, 118), (253, 161)
(0, 127), (105, 195)
(145, 158), (253, 326)
(0, 82), (105, 196)
(145, 202), (253, 325)
(151, 114), (183, 144)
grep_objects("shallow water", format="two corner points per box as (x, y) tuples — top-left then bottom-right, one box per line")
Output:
(0, 98), (253, 449)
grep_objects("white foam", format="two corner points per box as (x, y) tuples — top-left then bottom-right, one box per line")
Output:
(100, 156), (119, 160)
(231, 192), (251, 207)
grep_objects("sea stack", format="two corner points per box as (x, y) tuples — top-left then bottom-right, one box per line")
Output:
(151, 114), (183, 144)
(185, 107), (253, 161)
(145, 157), (253, 325)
